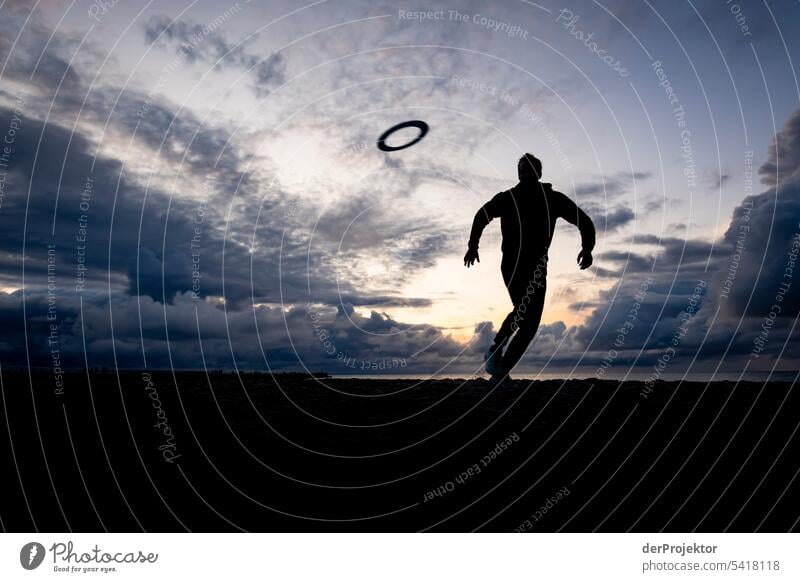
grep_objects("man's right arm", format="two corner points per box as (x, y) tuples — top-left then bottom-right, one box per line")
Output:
(465, 194), (503, 267)
(468, 194), (503, 251)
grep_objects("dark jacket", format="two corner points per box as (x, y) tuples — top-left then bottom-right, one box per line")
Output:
(468, 181), (595, 270)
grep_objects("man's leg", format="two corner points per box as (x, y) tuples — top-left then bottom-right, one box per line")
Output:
(501, 280), (547, 372)
(489, 266), (527, 356)
(490, 311), (517, 354)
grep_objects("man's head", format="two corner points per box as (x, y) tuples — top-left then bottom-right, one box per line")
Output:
(518, 153), (542, 183)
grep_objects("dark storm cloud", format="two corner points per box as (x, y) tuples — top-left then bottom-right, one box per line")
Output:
(589, 234), (715, 283)
(600, 206), (635, 231)
(24, 100), (425, 307)
(75, 87), (248, 188)
(0, 288), (469, 371)
(630, 234), (716, 265)
(0, 104), (239, 304)
(0, 12), (82, 99)
(0, 99), (216, 283)
(579, 203), (635, 233)
(1, 10), (247, 187)
(514, 259), (712, 371)
(0, 11), (456, 372)
(533, 109), (800, 371)
(572, 170), (652, 200)
(759, 109), (800, 187)
(0, 7), (437, 306)
(595, 250), (655, 275)
(691, 157), (800, 363)
(710, 109), (800, 320)
(0, 95), (437, 367)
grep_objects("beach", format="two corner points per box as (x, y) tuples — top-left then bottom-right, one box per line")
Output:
(1, 372), (797, 532)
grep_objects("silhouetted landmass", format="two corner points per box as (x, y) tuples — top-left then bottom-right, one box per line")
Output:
(1, 372), (798, 531)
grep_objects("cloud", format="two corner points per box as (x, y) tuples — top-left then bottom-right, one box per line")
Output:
(571, 170), (652, 200)
(702, 168), (731, 191)
(0, 287), (470, 371)
(579, 203), (635, 233)
(759, 109), (800, 186)
(711, 111), (800, 320)
(546, 108), (800, 371)
(0, 11), (481, 373)
(0, 12), (82, 99)
(142, 13), (286, 96)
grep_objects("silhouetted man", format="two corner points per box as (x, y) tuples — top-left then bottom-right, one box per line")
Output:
(464, 154), (595, 382)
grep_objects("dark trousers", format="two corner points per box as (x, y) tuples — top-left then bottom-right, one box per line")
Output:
(490, 259), (548, 371)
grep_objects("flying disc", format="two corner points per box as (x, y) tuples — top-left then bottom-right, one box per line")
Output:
(376, 120), (429, 152)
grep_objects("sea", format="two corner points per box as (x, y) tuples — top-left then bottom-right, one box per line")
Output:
(331, 371), (800, 383)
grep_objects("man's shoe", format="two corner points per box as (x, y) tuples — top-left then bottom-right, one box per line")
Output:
(485, 348), (502, 376)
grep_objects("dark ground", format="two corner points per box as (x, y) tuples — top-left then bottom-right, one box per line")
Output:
(1, 371), (798, 532)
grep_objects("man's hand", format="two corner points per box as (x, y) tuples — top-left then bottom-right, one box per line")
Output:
(464, 247), (480, 268)
(577, 249), (593, 270)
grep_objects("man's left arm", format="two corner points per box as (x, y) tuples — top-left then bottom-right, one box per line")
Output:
(555, 191), (596, 270)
